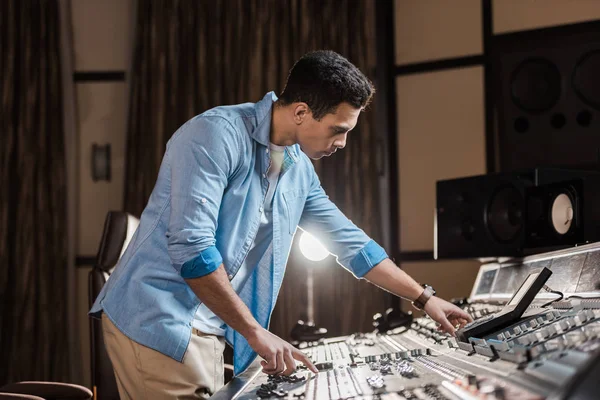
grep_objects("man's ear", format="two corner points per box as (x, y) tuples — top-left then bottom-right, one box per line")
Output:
(293, 103), (310, 125)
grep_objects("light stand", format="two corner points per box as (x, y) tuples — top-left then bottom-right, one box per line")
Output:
(290, 232), (329, 342)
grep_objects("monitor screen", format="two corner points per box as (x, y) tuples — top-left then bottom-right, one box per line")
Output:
(507, 273), (539, 306)
(475, 269), (497, 295)
(492, 266), (513, 294)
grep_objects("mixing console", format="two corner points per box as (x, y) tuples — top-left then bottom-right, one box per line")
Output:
(213, 244), (600, 400)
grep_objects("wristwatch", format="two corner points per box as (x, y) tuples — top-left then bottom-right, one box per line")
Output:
(412, 284), (436, 310)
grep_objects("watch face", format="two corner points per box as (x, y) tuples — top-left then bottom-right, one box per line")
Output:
(422, 284), (436, 296)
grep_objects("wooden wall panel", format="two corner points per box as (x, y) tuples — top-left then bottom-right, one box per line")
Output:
(394, 0), (482, 65)
(75, 82), (128, 388)
(396, 67), (486, 252)
(76, 83), (128, 255)
(72, 0), (134, 70)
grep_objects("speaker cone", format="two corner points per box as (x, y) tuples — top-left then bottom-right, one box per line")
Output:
(486, 185), (524, 243)
(510, 58), (561, 113)
(573, 50), (600, 111)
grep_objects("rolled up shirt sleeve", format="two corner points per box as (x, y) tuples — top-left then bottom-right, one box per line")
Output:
(165, 116), (240, 277)
(298, 167), (389, 278)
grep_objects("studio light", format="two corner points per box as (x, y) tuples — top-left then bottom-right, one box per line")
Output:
(298, 231), (329, 262)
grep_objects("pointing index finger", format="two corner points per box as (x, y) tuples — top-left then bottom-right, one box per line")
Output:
(458, 309), (474, 322)
(439, 315), (456, 336)
(293, 348), (318, 374)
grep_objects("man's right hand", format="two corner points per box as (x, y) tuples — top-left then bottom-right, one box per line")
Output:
(185, 266), (318, 375)
(246, 327), (318, 375)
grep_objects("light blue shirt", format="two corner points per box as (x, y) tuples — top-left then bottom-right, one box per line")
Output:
(193, 142), (285, 336)
(89, 92), (389, 375)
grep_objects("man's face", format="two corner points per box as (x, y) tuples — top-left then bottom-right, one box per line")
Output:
(296, 102), (361, 160)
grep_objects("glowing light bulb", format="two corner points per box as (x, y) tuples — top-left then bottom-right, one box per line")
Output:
(299, 231), (329, 262)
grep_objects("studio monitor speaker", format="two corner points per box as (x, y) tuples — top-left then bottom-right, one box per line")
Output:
(435, 168), (600, 259)
(492, 21), (600, 172)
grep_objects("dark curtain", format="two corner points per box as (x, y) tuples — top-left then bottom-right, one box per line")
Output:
(0, 0), (69, 385)
(125, 0), (388, 339)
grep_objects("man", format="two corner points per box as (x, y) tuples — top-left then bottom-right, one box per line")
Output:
(90, 50), (472, 399)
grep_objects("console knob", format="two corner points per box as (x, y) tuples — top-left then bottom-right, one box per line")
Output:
(565, 317), (576, 328)
(517, 335), (531, 345)
(529, 320), (538, 329)
(514, 326), (523, 335)
(577, 311), (589, 323)
(585, 310), (596, 321)
(539, 327), (551, 339)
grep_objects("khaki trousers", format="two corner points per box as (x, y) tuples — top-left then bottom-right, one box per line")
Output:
(101, 314), (225, 399)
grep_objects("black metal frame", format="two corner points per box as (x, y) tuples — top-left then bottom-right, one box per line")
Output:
(394, 55), (484, 76)
(482, 0), (495, 174)
(375, 0), (398, 262)
(74, 71), (125, 82)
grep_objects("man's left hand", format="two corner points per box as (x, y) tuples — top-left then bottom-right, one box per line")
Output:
(423, 297), (473, 336)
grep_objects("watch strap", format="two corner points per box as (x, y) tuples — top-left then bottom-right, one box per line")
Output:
(413, 286), (435, 310)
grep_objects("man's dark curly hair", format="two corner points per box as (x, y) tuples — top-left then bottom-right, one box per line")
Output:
(277, 50), (375, 120)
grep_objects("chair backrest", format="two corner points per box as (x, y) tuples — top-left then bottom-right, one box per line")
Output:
(0, 382), (92, 400)
(88, 212), (139, 400)
(0, 394), (45, 400)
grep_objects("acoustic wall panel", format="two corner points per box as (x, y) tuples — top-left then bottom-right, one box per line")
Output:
(76, 83), (128, 255)
(394, 0), (482, 65)
(397, 67), (486, 251)
(493, 0), (600, 34)
(71, 0), (135, 70)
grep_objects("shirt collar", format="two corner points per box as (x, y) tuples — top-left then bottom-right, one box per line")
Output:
(251, 92), (278, 147)
(252, 92), (301, 162)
